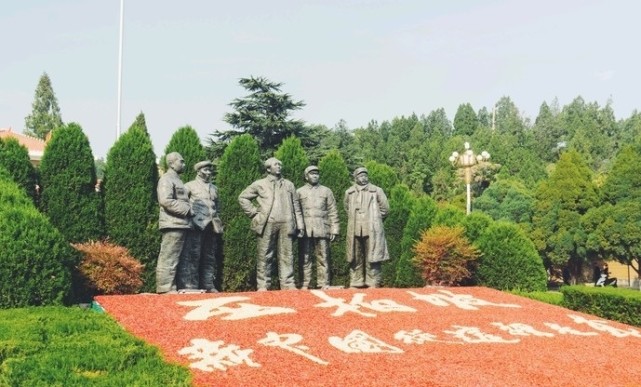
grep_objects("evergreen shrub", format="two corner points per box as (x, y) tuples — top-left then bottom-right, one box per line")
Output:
(0, 175), (79, 308)
(474, 221), (548, 292)
(73, 241), (144, 295)
(0, 137), (38, 202)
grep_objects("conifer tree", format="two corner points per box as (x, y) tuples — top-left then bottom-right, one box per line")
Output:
(0, 137), (38, 202)
(274, 136), (309, 189)
(161, 125), (206, 182)
(395, 195), (438, 287)
(39, 123), (103, 242)
(217, 134), (263, 291)
(24, 72), (63, 139)
(318, 149), (351, 287)
(364, 160), (398, 197)
(382, 184), (415, 287)
(104, 116), (160, 291)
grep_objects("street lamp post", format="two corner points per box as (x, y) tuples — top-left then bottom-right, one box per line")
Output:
(449, 142), (490, 215)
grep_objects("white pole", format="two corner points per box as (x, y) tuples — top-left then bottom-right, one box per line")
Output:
(116, 0), (124, 138)
(466, 182), (471, 215)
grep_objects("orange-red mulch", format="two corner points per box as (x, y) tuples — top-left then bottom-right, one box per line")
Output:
(95, 287), (641, 386)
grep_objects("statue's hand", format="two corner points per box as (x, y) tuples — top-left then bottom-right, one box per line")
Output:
(329, 234), (338, 242)
(297, 229), (305, 238)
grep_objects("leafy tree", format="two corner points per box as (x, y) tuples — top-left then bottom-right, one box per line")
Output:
(217, 134), (263, 291)
(494, 96), (528, 141)
(24, 72), (63, 139)
(382, 184), (415, 287)
(531, 150), (600, 282)
(532, 100), (564, 163)
(0, 137), (38, 202)
(318, 149), (351, 287)
(395, 195), (438, 287)
(474, 221), (548, 292)
(39, 122), (103, 243)
(213, 76), (306, 157)
(321, 119), (362, 170)
(412, 226), (480, 286)
(462, 211), (494, 242)
(583, 202), (641, 279)
(104, 116), (159, 291)
(453, 103), (479, 137)
(601, 144), (641, 204)
(474, 178), (536, 225)
(432, 204), (466, 228)
(274, 136), (309, 189)
(363, 160), (398, 196)
(423, 108), (452, 137)
(161, 125), (206, 182)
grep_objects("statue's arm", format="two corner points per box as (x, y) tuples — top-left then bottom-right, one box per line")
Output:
(238, 183), (258, 218)
(377, 187), (390, 219)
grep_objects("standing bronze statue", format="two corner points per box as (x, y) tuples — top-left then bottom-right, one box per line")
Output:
(297, 166), (339, 289)
(344, 167), (390, 288)
(156, 152), (192, 294)
(239, 157), (304, 291)
(180, 160), (223, 293)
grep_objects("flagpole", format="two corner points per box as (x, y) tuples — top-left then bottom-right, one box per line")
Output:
(116, 0), (124, 137)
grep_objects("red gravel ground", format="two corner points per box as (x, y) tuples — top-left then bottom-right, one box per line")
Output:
(96, 287), (641, 387)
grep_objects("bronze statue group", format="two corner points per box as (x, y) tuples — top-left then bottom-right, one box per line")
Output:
(156, 152), (389, 294)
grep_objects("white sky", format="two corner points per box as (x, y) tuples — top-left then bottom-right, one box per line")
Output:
(1, 0), (639, 158)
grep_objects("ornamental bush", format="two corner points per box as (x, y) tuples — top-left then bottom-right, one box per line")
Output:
(39, 122), (103, 243)
(382, 184), (415, 287)
(73, 241), (144, 295)
(474, 221), (548, 292)
(0, 137), (38, 202)
(160, 125), (207, 182)
(104, 117), (160, 291)
(412, 226), (479, 286)
(0, 172), (80, 308)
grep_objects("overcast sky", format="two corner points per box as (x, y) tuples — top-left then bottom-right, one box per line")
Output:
(1, 0), (639, 158)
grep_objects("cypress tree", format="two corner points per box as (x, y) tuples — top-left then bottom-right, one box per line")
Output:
(395, 195), (438, 287)
(382, 184), (415, 287)
(104, 117), (160, 291)
(0, 137), (38, 202)
(274, 136), (309, 189)
(318, 149), (351, 287)
(217, 134), (263, 291)
(39, 122), (103, 242)
(364, 160), (399, 197)
(160, 125), (206, 182)
(24, 72), (63, 139)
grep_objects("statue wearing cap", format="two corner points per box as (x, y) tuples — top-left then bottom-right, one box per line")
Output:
(344, 166), (390, 288)
(179, 160), (223, 293)
(238, 157), (304, 291)
(156, 152), (192, 294)
(296, 165), (340, 289)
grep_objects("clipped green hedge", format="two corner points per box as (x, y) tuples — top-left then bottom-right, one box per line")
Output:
(561, 285), (641, 327)
(0, 307), (191, 386)
(0, 174), (80, 308)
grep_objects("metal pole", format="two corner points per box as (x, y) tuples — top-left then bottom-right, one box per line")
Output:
(466, 182), (471, 215)
(116, 0), (124, 138)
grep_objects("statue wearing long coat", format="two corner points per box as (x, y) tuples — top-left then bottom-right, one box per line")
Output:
(344, 183), (390, 264)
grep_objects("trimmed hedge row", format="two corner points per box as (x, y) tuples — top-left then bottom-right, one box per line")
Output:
(561, 285), (641, 327)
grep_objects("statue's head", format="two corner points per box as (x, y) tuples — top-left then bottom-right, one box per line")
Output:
(166, 152), (185, 174)
(194, 160), (213, 181)
(304, 165), (320, 185)
(264, 157), (282, 177)
(353, 167), (369, 186)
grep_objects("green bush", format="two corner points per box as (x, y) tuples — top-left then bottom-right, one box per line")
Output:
(217, 134), (263, 291)
(104, 118), (160, 292)
(0, 307), (191, 386)
(0, 175), (80, 308)
(382, 184), (415, 287)
(39, 122), (103, 243)
(474, 221), (548, 292)
(561, 286), (641, 327)
(0, 137), (38, 202)
(395, 195), (437, 287)
(160, 125), (206, 182)
(511, 290), (563, 306)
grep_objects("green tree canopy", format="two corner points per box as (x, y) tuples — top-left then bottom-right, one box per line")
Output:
(274, 136), (309, 189)
(24, 72), (63, 139)
(161, 125), (206, 182)
(0, 137), (38, 202)
(104, 115), (160, 291)
(39, 122), (103, 243)
(452, 103), (479, 137)
(212, 76), (306, 157)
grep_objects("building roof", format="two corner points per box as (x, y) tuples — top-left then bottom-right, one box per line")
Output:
(0, 127), (48, 162)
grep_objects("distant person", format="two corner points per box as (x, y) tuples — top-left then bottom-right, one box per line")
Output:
(592, 264), (601, 286)
(297, 166), (340, 290)
(601, 263), (618, 287)
(344, 167), (389, 288)
(239, 157), (304, 291)
(156, 152), (192, 294)
(180, 160), (223, 293)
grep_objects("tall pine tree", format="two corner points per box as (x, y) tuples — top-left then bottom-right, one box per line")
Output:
(24, 72), (63, 139)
